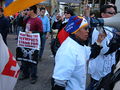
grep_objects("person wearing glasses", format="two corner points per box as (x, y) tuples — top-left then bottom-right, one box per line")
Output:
(19, 5), (43, 84)
(87, 4), (120, 90)
(50, 8), (74, 56)
(57, 8), (74, 32)
(51, 16), (106, 90)
(100, 4), (117, 18)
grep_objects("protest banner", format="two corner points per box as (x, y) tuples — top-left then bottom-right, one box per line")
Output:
(0, 34), (20, 90)
(16, 32), (40, 64)
(17, 31), (40, 50)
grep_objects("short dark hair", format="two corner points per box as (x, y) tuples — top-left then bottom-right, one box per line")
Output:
(100, 4), (116, 14)
(0, 7), (4, 12)
(113, 5), (117, 13)
(40, 7), (45, 11)
(64, 8), (74, 16)
(90, 12), (95, 16)
(29, 5), (37, 14)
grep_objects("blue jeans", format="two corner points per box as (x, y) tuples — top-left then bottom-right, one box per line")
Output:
(39, 33), (47, 58)
(17, 26), (23, 36)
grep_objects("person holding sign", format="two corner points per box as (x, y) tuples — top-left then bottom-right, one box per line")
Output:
(19, 5), (43, 84)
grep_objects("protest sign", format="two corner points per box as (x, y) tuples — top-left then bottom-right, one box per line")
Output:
(17, 31), (40, 50)
(16, 32), (40, 64)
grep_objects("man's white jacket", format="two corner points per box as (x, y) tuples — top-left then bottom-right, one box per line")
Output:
(88, 26), (116, 80)
(53, 37), (91, 90)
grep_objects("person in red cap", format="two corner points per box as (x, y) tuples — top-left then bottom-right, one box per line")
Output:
(51, 16), (106, 90)
(0, 7), (10, 45)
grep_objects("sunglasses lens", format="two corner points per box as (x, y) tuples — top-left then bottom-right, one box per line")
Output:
(106, 12), (116, 15)
(85, 27), (89, 30)
(64, 12), (70, 14)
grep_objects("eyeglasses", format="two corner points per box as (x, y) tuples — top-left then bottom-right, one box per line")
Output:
(27, 9), (30, 11)
(24, 9), (30, 11)
(84, 26), (89, 31)
(64, 12), (70, 14)
(105, 12), (116, 15)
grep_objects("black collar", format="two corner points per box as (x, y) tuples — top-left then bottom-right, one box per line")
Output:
(69, 34), (85, 46)
(0, 15), (4, 19)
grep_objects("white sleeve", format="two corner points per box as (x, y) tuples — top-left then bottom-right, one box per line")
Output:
(92, 28), (99, 44)
(84, 46), (91, 60)
(53, 48), (76, 80)
(92, 27), (113, 54)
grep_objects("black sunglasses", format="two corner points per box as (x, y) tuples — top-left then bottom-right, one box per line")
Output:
(105, 12), (116, 15)
(84, 26), (89, 31)
(64, 12), (70, 14)
(24, 9), (30, 11)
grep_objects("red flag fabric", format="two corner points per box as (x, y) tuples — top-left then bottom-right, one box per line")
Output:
(0, 34), (20, 90)
(57, 28), (69, 44)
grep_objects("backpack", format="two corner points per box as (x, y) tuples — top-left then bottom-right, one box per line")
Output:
(50, 28), (69, 56)
(93, 61), (120, 90)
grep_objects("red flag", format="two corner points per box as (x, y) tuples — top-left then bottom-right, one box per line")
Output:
(0, 34), (20, 90)
(57, 28), (69, 44)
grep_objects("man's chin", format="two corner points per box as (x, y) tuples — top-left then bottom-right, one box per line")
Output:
(83, 38), (88, 41)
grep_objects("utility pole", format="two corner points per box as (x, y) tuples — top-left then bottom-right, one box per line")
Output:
(99, 0), (101, 8)
(105, 0), (107, 4)
(0, 0), (2, 7)
(51, 0), (58, 15)
(92, 0), (95, 10)
(83, 0), (89, 16)
(79, 3), (81, 15)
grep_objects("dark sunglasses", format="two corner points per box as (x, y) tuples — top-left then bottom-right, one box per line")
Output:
(84, 26), (89, 31)
(24, 9), (30, 11)
(105, 12), (116, 15)
(64, 12), (70, 14)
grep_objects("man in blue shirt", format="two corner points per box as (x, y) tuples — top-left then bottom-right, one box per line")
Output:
(38, 7), (50, 60)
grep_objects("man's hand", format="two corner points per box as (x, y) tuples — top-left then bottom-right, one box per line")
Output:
(116, 32), (120, 36)
(46, 32), (50, 39)
(26, 31), (32, 33)
(97, 33), (107, 43)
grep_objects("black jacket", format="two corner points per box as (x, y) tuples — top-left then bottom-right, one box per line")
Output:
(0, 15), (10, 34)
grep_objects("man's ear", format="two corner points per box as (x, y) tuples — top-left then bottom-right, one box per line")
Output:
(101, 13), (105, 17)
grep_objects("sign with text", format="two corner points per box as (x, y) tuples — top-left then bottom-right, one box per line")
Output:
(16, 47), (39, 64)
(17, 31), (40, 50)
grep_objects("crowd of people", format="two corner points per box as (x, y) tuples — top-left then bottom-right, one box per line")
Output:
(0, 1), (120, 90)
(51, 2), (120, 90)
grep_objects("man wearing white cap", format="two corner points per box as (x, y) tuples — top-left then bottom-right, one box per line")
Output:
(51, 16), (106, 90)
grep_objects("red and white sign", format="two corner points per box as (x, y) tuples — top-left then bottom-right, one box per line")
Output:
(0, 34), (20, 90)
(17, 31), (40, 50)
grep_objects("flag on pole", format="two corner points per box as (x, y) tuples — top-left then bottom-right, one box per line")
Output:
(4, 0), (46, 16)
(0, 34), (20, 90)
(5, 0), (14, 7)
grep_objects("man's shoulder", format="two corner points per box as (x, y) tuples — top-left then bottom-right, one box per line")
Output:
(44, 15), (49, 18)
(0, 16), (9, 25)
(35, 17), (42, 22)
(35, 17), (40, 20)
(1, 16), (8, 21)
(42, 16), (49, 20)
